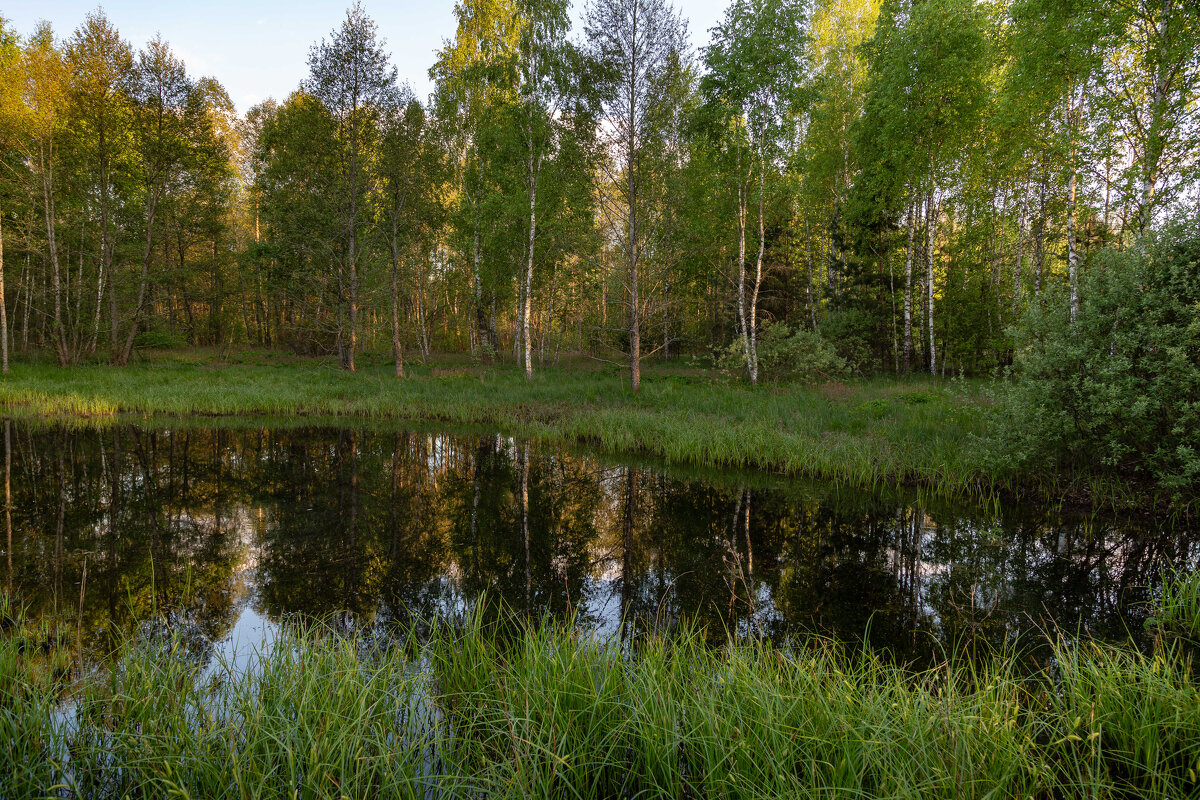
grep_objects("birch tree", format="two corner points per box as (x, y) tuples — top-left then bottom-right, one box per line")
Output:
(1008, 0), (1106, 325)
(0, 18), (20, 373)
(701, 0), (806, 385)
(514, 0), (572, 379)
(856, 0), (988, 375)
(1097, 0), (1200, 234)
(114, 37), (194, 365)
(66, 11), (134, 362)
(431, 0), (520, 359)
(586, 0), (686, 392)
(376, 92), (439, 378)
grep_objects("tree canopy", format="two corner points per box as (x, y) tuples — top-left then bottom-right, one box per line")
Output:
(0, 0), (1195, 383)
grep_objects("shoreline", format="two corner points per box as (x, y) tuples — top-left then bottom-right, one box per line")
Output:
(0, 355), (1150, 510)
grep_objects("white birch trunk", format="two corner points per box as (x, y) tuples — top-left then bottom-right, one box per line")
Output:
(903, 199), (915, 373)
(926, 192), (938, 377)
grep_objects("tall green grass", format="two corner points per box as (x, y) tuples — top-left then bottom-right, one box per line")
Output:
(0, 359), (1025, 502)
(1148, 566), (1200, 644)
(3, 571), (1200, 799)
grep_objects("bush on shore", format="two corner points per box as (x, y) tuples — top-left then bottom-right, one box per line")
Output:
(989, 214), (1200, 499)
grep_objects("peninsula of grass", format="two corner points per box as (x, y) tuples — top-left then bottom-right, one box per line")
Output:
(4, 571), (1200, 799)
(0, 351), (1118, 504)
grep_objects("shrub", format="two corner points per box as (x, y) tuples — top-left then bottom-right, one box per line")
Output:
(133, 323), (187, 351)
(717, 321), (847, 383)
(989, 214), (1200, 498)
(819, 308), (878, 375)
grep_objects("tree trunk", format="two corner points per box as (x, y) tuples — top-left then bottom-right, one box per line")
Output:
(20, 252), (29, 352)
(473, 221), (486, 359)
(347, 233), (358, 372)
(1033, 167), (1047, 297)
(100, 136), (117, 364)
(805, 216), (817, 329)
(0, 207), (8, 374)
(736, 151), (753, 384)
(663, 272), (670, 361)
(1140, 0), (1172, 234)
(416, 254), (430, 359)
(524, 152), (536, 380)
(1066, 90), (1080, 325)
(117, 186), (163, 366)
(391, 238), (404, 378)
(1067, 166), (1079, 324)
(747, 146), (766, 385)
(926, 191), (938, 377)
(1013, 182), (1026, 316)
(903, 199), (915, 373)
(39, 142), (67, 366)
(628, 69), (640, 394)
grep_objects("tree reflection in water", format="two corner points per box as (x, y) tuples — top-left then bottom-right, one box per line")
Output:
(4, 423), (1197, 667)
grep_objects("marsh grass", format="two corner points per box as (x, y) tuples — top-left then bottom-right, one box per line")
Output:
(3, 573), (1200, 799)
(0, 359), (1018, 501)
(1148, 567), (1200, 645)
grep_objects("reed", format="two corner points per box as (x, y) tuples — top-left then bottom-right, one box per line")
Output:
(3, 572), (1200, 798)
(1148, 566), (1200, 644)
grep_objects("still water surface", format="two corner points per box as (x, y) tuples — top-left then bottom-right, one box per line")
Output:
(4, 422), (1197, 665)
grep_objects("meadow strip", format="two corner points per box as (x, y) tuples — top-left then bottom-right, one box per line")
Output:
(0, 360), (1013, 501)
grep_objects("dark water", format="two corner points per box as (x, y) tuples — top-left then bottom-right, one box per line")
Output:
(3, 422), (1197, 665)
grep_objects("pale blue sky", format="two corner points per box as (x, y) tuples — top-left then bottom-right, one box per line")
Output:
(2, 1), (728, 113)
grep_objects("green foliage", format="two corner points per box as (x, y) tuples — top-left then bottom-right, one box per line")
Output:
(819, 308), (877, 374)
(854, 0), (991, 215)
(719, 320), (847, 383)
(4, 1), (1199, 507)
(133, 321), (187, 350)
(991, 215), (1200, 498)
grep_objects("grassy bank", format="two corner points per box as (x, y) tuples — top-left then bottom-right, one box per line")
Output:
(0, 354), (1013, 499)
(3, 572), (1200, 799)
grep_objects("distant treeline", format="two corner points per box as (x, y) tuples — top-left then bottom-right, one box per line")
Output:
(0, 0), (1196, 385)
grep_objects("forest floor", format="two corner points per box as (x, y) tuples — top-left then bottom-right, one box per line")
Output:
(0, 348), (1017, 501)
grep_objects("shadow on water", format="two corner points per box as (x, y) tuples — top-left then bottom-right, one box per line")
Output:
(3, 420), (1198, 670)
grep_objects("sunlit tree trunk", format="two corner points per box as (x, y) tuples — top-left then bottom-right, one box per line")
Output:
(524, 149), (536, 380)
(747, 144), (766, 385)
(0, 208), (8, 374)
(390, 235), (404, 378)
(38, 140), (67, 366)
(926, 190), (937, 377)
(628, 96), (641, 394)
(1065, 88), (1080, 325)
(903, 199), (915, 373)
